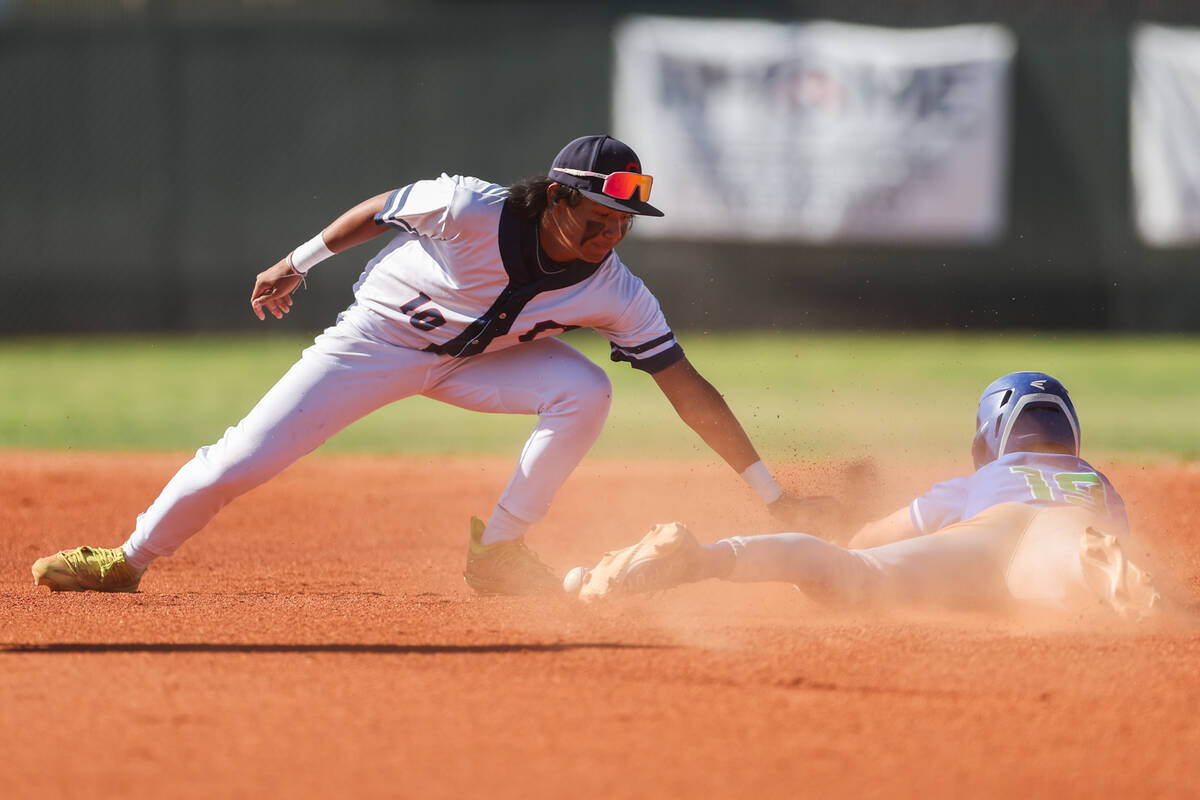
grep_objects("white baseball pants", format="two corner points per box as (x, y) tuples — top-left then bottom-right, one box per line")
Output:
(122, 312), (611, 565)
(725, 504), (1108, 613)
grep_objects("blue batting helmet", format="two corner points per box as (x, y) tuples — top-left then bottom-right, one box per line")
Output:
(971, 372), (1081, 469)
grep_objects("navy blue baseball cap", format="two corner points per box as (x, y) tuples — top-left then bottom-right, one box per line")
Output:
(548, 135), (664, 217)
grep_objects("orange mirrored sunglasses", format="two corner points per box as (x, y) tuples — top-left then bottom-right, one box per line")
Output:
(551, 167), (654, 202)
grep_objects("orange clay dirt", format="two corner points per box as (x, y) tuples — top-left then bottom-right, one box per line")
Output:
(2, 449), (1199, 799)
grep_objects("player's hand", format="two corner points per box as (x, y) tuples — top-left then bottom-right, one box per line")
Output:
(251, 259), (304, 321)
(767, 494), (848, 542)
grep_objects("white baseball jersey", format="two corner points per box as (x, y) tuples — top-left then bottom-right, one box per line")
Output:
(344, 173), (684, 373)
(909, 452), (1129, 536)
(120, 173), (691, 570)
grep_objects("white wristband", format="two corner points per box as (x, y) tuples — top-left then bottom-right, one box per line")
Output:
(288, 231), (334, 275)
(740, 460), (783, 504)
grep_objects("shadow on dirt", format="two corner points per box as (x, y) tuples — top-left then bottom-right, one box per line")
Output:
(0, 641), (674, 655)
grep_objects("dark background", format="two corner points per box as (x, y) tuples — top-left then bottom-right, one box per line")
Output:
(2, 0), (1197, 333)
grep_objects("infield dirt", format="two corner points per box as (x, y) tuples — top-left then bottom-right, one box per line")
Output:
(3, 451), (1199, 798)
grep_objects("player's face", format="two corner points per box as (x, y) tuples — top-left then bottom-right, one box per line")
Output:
(547, 194), (634, 263)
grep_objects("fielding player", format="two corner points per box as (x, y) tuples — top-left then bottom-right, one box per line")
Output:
(32, 135), (821, 596)
(572, 372), (1165, 621)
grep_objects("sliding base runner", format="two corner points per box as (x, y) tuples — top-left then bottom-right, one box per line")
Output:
(568, 371), (1166, 623)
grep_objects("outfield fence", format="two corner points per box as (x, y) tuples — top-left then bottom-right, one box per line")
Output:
(2, 0), (1199, 333)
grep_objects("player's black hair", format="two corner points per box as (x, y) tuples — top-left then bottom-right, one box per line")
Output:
(505, 176), (583, 220)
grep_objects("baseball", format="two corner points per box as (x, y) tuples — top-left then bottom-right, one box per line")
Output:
(563, 566), (589, 596)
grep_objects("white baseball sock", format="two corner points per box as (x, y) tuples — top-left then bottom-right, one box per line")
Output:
(482, 504), (532, 545)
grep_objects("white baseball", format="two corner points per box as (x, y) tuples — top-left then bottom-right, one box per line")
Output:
(562, 566), (589, 596)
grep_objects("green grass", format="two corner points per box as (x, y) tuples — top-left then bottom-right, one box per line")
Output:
(1, 331), (1196, 461)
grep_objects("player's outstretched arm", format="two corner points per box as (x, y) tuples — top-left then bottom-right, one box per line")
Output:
(651, 357), (760, 472)
(651, 357), (839, 532)
(250, 192), (392, 321)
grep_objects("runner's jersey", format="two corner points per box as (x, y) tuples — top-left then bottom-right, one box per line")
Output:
(910, 452), (1129, 535)
(342, 173), (683, 372)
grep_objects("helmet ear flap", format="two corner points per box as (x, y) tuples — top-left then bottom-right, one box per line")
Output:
(971, 429), (990, 470)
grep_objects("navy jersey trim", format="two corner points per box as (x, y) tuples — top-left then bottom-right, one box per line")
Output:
(375, 186), (418, 232)
(422, 204), (604, 358)
(611, 332), (675, 356)
(519, 321), (581, 342)
(611, 342), (685, 374)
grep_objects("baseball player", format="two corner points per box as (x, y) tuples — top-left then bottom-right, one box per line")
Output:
(570, 371), (1165, 621)
(32, 134), (820, 596)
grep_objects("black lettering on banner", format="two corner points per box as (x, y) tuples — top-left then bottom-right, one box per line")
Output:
(518, 321), (580, 342)
(399, 292), (446, 332)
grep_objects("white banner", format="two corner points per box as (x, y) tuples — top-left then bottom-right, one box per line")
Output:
(614, 17), (1015, 243)
(1131, 23), (1200, 247)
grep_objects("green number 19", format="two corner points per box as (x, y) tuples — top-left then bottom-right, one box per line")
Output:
(1053, 472), (1107, 513)
(1009, 467), (1108, 514)
(1010, 466), (1053, 500)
